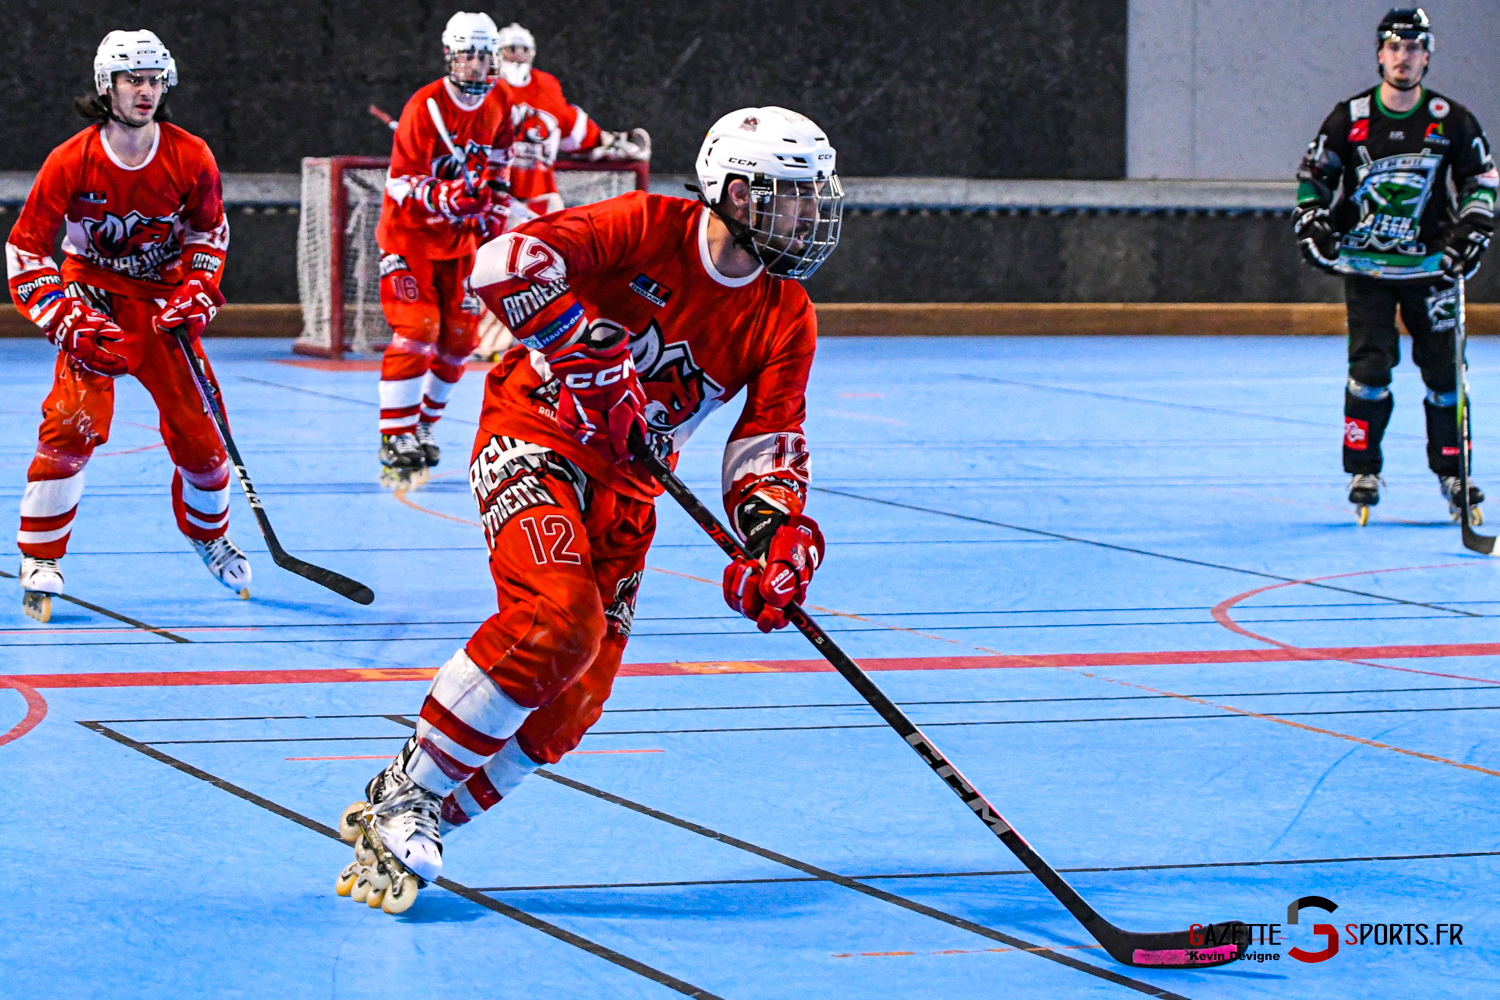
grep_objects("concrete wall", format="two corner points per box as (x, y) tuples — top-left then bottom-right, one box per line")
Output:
(0, 1), (1127, 179)
(1128, 0), (1500, 179)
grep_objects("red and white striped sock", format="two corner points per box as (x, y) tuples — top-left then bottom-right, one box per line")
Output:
(173, 463), (230, 541)
(439, 739), (541, 833)
(18, 468), (86, 559)
(404, 649), (533, 797)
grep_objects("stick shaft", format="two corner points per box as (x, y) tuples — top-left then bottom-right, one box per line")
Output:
(1454, 276), (1496, 553)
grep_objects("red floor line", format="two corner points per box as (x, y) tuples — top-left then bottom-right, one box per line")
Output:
(0, 677), (48, 747)
(7, 640), (1500, 689)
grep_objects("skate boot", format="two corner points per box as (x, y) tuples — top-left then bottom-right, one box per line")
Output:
(1439, 474), (1485, 526)
(379, 432), (427, 489)
(192, 536), (251, 599)
(336, 741), (442, 915)
(413, 421), (441, 469)
(1348, 473), (1382, 526)
(19, 556), (63, 624)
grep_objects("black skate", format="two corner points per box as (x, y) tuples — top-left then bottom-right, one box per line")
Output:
(414, 422), (441, 468)
(1439, 474), (1485, 527)
(379, 432), (427, 490)
(335, 738), (443, 915)
(1348, 473), (1381, 526)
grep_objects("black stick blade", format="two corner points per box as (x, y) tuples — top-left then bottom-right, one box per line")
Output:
(1102, 920), (1247, 969)
(270, 552), (375, 605)
(1461, 519), (1496, 555)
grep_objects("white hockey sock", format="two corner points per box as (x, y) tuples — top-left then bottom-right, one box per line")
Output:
(18, 469), (86, 555)
(176, 463), (230, 539)
(379, 375), (425, 434)
(405, 649), (533, 797)
(419, 366), (461, 424)
(440, 739), (541, 832)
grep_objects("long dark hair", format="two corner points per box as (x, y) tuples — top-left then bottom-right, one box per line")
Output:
(73, 92), (171, 124)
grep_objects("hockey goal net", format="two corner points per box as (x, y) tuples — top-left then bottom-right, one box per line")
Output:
(295, 158), (649, 358)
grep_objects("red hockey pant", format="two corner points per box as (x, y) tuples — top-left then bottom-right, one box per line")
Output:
(463, 438), (654, 766)
(377, 252), (480, 434)
(19, 290), (230, 558)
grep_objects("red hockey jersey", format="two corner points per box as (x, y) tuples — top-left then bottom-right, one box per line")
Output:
(376, 78), (515, 260)
(499, 69), (602, 204)
(470, 192), (815, 514)
(6, 122), (228, 316)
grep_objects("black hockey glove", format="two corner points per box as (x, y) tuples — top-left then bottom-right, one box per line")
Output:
(1293, 205), (1340, 273)
(1441, 223), (1492, 279)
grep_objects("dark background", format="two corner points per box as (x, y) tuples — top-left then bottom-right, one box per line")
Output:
(0, 1), (1127, 178)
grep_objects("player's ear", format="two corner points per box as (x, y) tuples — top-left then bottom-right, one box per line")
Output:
(723, 178), (752, 225)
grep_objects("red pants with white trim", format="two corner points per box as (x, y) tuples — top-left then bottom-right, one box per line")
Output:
(377, 252), (481, 435)
(19, 288), (230, 559)
(415, 430), (653, 830)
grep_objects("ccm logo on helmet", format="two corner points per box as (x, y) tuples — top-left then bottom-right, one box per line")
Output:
(563, 357), (634, 390)
(727, 157), (759, 167)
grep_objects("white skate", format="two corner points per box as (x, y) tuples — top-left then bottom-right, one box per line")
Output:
(192, 536), (251, 599)
(336, 752), (443, 914)
(19, 556), (63, 623)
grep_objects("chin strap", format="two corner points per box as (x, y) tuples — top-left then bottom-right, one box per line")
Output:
(685, 182), (763, 259)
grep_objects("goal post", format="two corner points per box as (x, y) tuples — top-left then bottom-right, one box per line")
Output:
(295, 158), (649, 359)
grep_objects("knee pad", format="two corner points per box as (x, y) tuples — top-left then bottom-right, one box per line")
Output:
(1347, 378), (1391, 401)
(407, 648), (534, 796)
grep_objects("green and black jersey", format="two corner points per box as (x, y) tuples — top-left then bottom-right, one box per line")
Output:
(1298, 86), (1497, 281)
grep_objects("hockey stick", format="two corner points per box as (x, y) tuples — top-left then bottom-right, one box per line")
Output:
(426, 97), (481, 194)
(1454, 275), (1495, 554)
(627, 432), (1247, 969)
(170, 330), (376, 605)
(369, 104), (397, 131)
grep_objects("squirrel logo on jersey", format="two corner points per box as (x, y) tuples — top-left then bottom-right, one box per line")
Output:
(604, 570), (644, 637)
(510, 103), (561, 171)
(79, 210), (179, 278)
(431, 140), (491, 183)
(628, 321), (723, 433)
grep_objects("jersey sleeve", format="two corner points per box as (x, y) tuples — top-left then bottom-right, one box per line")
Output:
(469, 192), (653, 353)
(720, 299), (816, 527)
(179, 140), (229, 282)
(1450, 111), (1497, 231)
(487, 91), (515, 182)
(556, 102), (602, 153)
(1297, 103), (1352, 209)
(5, 145), (72, 330)
(384, 96), (439, 208)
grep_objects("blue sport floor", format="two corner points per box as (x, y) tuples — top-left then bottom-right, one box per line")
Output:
(1, 335), (1497, 998)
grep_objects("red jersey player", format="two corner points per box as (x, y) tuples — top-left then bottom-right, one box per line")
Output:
(6, 30), (243, 623)
(334, 107), (844, 912)
(495, 22), (651, 216)
(375, 12), (524, 486)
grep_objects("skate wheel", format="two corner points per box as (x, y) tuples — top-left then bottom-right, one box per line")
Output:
(335, 860), (363, 897)
(22, 592), (51, 624)
(382, 873), (419, 914)
(338, 802), (368, 843)
(365, 885), (387, 908)
(1356, 505), (1370, 527)
(350, 872), (372, 903)
(237, 587), (249, 600)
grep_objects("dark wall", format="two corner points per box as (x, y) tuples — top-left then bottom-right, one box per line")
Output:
(0, 1), (1127, 178)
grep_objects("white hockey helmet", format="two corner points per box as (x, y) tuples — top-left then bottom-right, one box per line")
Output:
(497, 22), (535, 87)
(442, 12), (501, 95)
(695, 107), (843, 280)
(93, 30), (177, 96)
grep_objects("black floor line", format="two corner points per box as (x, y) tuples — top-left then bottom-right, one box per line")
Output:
(238, 375), (481, 427)
(469, 846), (1500, 893)
(0, 568), (191, 643)
(954, 374), (1428, 442)
(78, 721), (725, 1000)
(813, 487), (1481, 618)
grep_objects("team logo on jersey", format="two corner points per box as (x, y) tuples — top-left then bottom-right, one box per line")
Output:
(1388, 130), (1404, 141)
(1430, 97), (1450, 120)
(1344, 418), (1369, 450)
(1349, 119), (1369, 142)
(629, 320), (723, 432)
(78, 192), (107, 204)
(1424, 122), (1447, 143)
(1344, 152), (1443, 254)
(510, 103), (561, 171)
(79, 210), (179, 278)
(431, 139), (491, 183)
(629, 274), (673, 307)
(604, 570), (644, 637)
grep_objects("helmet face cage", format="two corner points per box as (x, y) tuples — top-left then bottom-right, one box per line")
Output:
(446, 47), (497, 96)
(742, 174), (844, 280)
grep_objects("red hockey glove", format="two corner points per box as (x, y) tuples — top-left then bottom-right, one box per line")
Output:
(419, 177), (493, 221)
(722, 513), (824, 633)
(44, 300), (131, 377)
(153, 276), (225, 345)
(548, 337), (647, 465)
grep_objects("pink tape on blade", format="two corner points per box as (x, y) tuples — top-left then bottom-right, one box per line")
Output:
(1132, 945), (1239, 965)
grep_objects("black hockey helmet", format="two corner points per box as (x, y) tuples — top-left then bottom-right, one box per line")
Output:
(1377, 8), (1433, 51)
